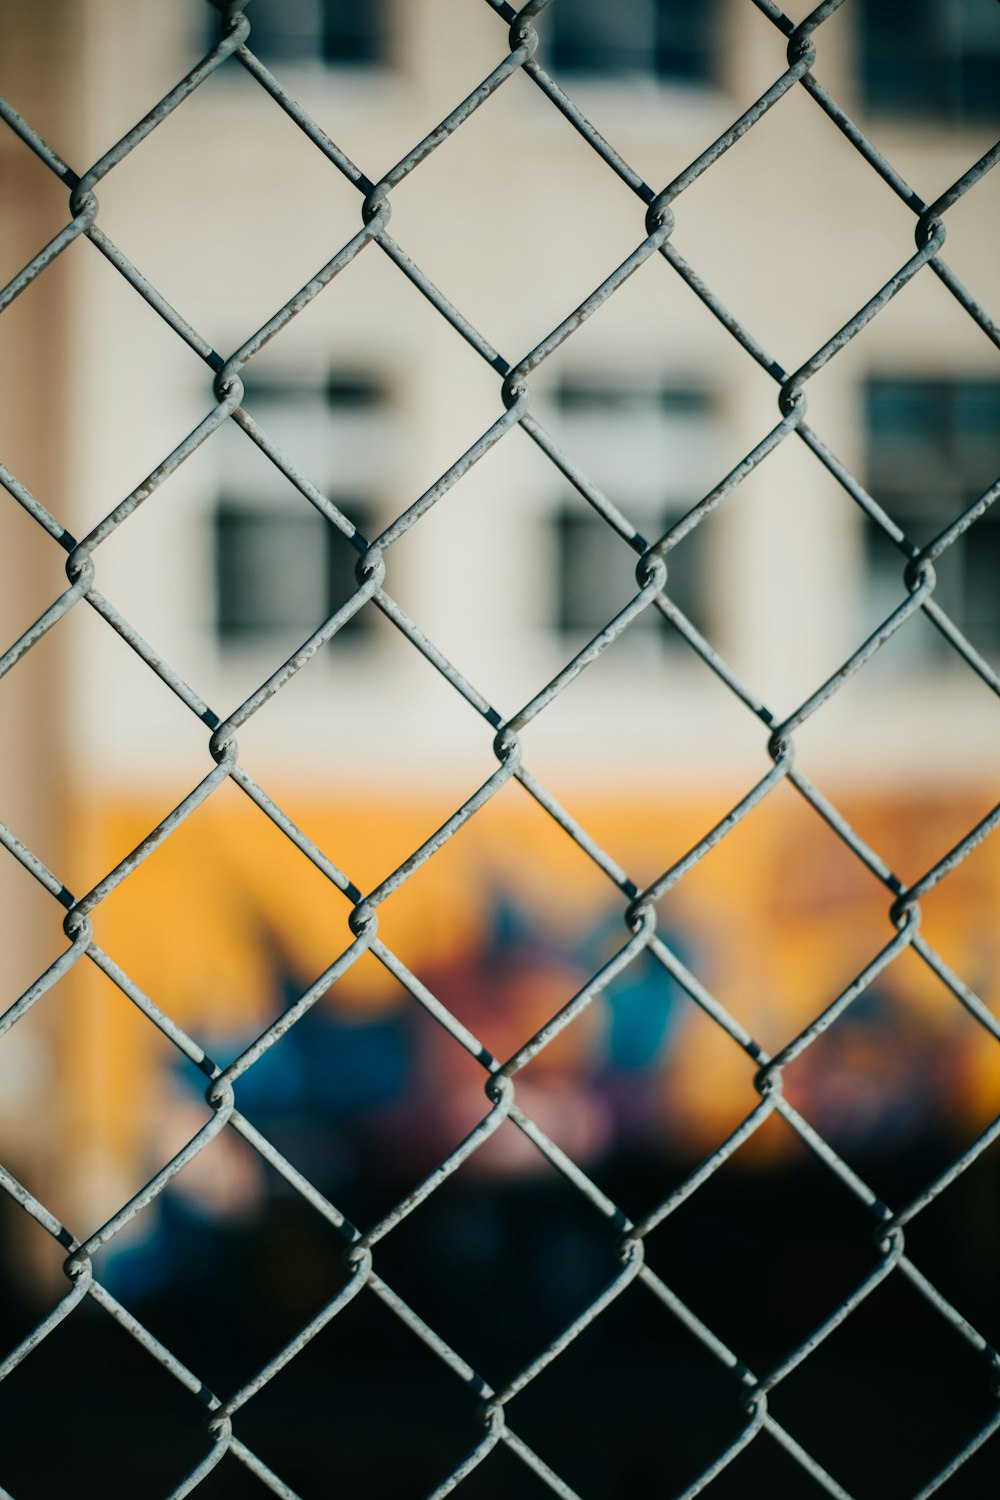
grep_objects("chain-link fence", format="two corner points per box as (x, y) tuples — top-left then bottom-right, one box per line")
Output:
(1, 0), (999, 1495)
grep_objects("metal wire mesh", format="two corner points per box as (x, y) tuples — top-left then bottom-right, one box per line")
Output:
(1, 0), (999, 1494)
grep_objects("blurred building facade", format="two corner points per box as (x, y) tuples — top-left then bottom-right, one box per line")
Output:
(1, 0), (999, 1245)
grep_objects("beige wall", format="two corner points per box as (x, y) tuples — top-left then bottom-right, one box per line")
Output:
(22, 0), (994, 792)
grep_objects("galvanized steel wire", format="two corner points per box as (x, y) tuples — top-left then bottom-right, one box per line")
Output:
(1, 0), (999, 1494)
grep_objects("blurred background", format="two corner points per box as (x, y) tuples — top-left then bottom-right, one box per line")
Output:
(0, 0), (999, 1494)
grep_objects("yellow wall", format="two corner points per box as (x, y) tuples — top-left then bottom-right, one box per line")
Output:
(54, 774), (1000, 1224)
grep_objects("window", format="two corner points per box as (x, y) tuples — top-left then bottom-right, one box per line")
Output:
(545, 375), (717, 646)
(235, 0), (384, 68)
(542, 0), (718, 85)
(212, 369), (386, 653)
(214, 500), (373, 646)
(864, 378), (1000, 659)
(857, 0), (1000, 120)
(554, 505), (704, 643)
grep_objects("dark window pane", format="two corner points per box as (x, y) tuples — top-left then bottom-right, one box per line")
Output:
(960, 53), (1000, 114)
(954, 381), (1000, 437)
(322, 0), (384, 66)
(549, 0), (649, 76)
(864, 500), (1000, 659)
(555, 382), (619, 413)
(325, 371), (383, 408)
(240, 368), (384, 414)
(867, 380), (946, 441)
(238, 0), (383, 67)
(216, 507), (319, 639)
(240, 372), (381, 407)
(241, 0), (320, 63)
(547, 375), (715, 645)
(215, 502), (373, 645)
(863, 377), (1000, 658)
(325, 508), (373, 630)
(862, 57), (953, 114)
(966, 520), (1000, 634)
(556, 509), (623, 633)
(654, 1), (717, 83)
(867, 379), (951, 481)
(548, 0), (716, 83)
(554, 377), (710, 416)
(555, 507), (703, 643)
(659, 385), (713, 416)
(857, 0), (1000, 119)
(555, 381), (648, 414)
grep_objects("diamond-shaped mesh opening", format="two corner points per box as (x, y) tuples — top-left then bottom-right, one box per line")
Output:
(510, 1281), (760, 1497)
(768, 1271), (1000, 1498)
(100, 62), (365, 338)
(225, 1284), (487, 1496)
(105, 1138), (354, 1392)
(641, 1115), (882, 1365)
(375, 1152), (623, 1380)
(0, 1298), (213, 1496)
(673, 83), (924, 368)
